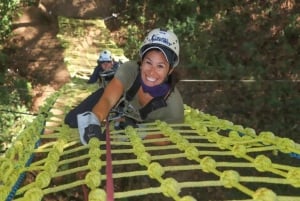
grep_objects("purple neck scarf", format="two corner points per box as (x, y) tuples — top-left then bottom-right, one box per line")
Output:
(140, 77), (170, 97)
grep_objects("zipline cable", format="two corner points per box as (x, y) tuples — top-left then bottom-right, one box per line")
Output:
(0, 109), (38, 116)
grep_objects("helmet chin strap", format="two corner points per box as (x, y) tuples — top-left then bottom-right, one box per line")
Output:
(140, 76), (170, 97)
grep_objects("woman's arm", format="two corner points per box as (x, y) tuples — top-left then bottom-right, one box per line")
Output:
(92, 77), (124, 122)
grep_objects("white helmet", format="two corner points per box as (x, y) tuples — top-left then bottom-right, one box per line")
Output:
(139, 28), (180, 67)
(98, 50), (112, 62)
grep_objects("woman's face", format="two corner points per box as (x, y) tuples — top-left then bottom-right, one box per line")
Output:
(140, 50), (173, 87)
(101, 61), (113, 71)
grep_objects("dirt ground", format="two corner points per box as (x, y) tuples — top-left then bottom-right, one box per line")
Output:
(4, 0), (117, 111)
(4, 0), (205, 113)
(3, 2), (300, 201)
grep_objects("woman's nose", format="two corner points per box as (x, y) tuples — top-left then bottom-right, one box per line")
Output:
(149, 66), (155, 75)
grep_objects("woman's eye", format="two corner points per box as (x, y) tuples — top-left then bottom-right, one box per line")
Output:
(158, 64), (165, 69)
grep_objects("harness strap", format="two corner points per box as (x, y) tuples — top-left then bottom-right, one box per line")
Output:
(125, 73), (140, 101)
(139, 96), (167, 120)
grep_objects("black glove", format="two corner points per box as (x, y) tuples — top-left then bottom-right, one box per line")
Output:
(77, 112), (105, 145)
(115, 117), (138, 130)
(83, 124), (105, 143)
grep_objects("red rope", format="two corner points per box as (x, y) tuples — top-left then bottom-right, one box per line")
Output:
(105, 120), (114, 201)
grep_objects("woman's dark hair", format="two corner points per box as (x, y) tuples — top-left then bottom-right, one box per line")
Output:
(167, 69), (180, 91)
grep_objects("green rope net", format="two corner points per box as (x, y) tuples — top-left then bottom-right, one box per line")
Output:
(1, 16), (299, 201)
(1, 81), (300, 201)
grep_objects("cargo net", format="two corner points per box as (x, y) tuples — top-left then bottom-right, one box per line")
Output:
(1, 80), (300, 201)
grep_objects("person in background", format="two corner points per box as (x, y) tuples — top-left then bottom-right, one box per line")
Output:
(69, 28), (184, 145)
(87, 49), (119, 85)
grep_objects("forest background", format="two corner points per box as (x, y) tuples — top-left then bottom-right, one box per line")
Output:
(0, 0), (299, 151)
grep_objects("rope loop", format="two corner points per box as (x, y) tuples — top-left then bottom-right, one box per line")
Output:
(133, 143), (145, 154)
(207, 131), (220, 143)
(254, 155), (272, 172)
(201, 156), (216, 173)
(48, 149), (60, 162)
(148, 162), (164, 180)
(0, 159), (14, 183)
(177, 138), (190, 151)
(23, 187), (43, 201)
(287, 168), (300, 187)
(137, 152), (151, 166)
(258, 132), (275, 145)
(232, 144), (247, 158)
(196, 126), (208, 135)
(220, 170), (240, 188)
(88, 138), (101, 148)
(89, 148), (102, 158)
(217, 136), (231, 150)
(85, 171), (101, 189)
(36, 171), (51, 188)
(44, 160), (58, 176)
(228, 130), (241, 140)
(54, 139), (66, 154)
(88, 158), (102, 171)
(253, 187), (277, 201)
(276, 138), (295, 153)
(88, 188), (106, 201)
(244, 127), (257, 137)
(184, 146), (199, 161)
(0, 186), (10, 200)
(161, 178), (180, 198)
(169, 132), (184, 144)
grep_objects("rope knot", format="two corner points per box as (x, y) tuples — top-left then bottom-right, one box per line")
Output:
(137, 152), (151, 166)
(201, 156), (216, 173)
(276, 138), (295, 153)
(161, 178), (180, 198)
(254, 155), (272, 172)
(217, 136), (231, 150)
(148, 162), (164, 179)
(88, 188), (106, 201)
(36, 171), (51, 188)
(88, 158), (102, 171)
(185, 146), (199, 160)
(232, 144), (247, 158)
(253, 188), (277, 201)
(220, 170), (240, 188)
(85, 171), (101, 189)
(258, 132), (275, 145)
(287, 168), (300, 187)
(24, 187), (43, 201)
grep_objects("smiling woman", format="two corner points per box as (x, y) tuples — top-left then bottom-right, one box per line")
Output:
(64, 28), (184, 145)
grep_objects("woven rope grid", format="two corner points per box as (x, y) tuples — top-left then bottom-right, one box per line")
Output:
(1, 81), (300, 201)
(1, 15), (300, 201)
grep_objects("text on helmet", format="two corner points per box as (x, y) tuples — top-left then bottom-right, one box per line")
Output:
(151, 34), (171, 46)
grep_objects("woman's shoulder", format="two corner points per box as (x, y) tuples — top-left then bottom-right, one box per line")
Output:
(116, 60), (139, 75)
(120, 60), (139, 69)
(115, 60), (139, 89)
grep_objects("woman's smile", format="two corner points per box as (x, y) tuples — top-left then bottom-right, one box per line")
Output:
(141, 49), (170, 87)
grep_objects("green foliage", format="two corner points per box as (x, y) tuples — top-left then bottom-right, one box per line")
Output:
(112, 0), (300, 139)
(0, 0), (21, 42)
(0, 72), (33, 151)
(122, 25), (142, 60)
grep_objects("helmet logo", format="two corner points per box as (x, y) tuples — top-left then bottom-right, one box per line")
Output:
(151, 34), (171, 46)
